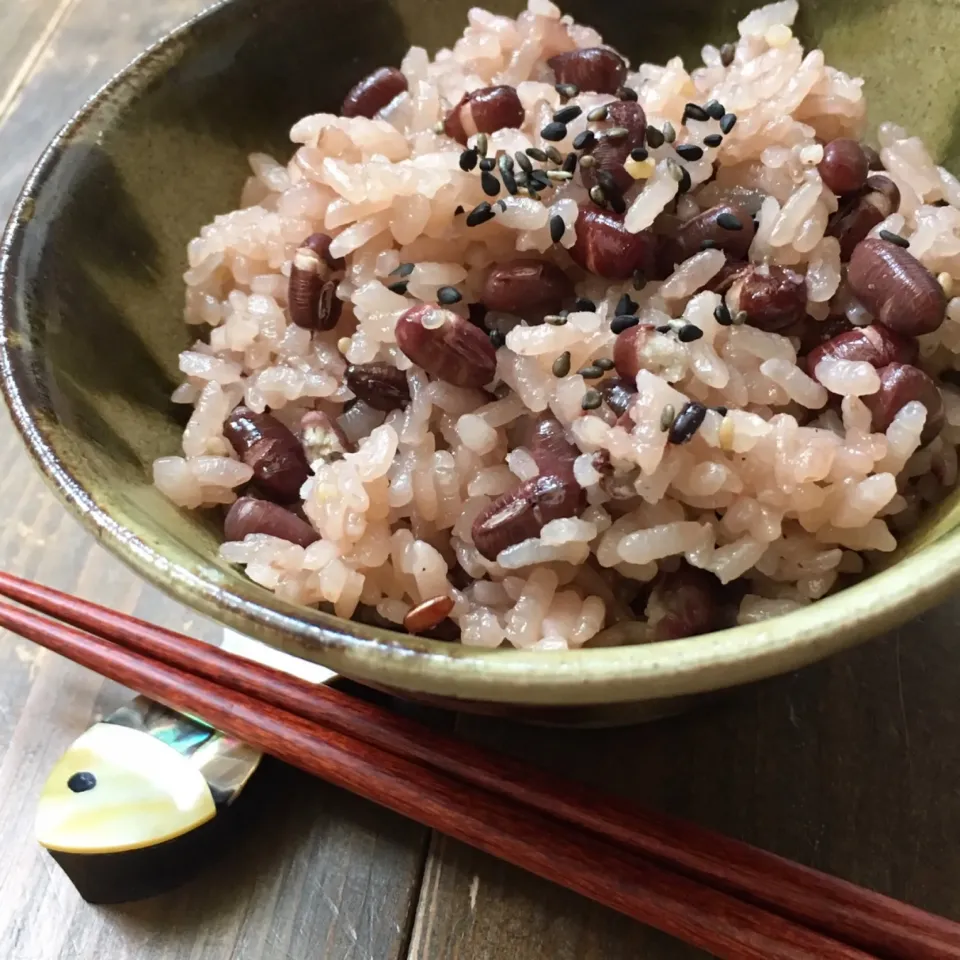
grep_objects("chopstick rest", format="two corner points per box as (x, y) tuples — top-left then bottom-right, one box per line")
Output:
(36, 695), (263, 904)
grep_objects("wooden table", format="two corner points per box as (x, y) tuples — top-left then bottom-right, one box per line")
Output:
(1, 3), (960, 958)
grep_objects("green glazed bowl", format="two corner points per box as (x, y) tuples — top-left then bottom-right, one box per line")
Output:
(3, 0), (960, 723)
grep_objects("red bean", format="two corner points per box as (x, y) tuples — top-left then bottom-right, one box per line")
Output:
(660, 204), (755, 270)
(862, 363), (945, 445)
(443, 85), (525, 144)
(645, 566), (723, 641)
(298, 410), (352, 464)
(404, 596), (456, 635)
(862, 143), (883, 171)
(569, 204), (659, 280)
(725, 265), (806, 332)
(303, 232), (346, 271)
(704, 258), (749, 295)
(223, 407), (310, 503)
(827, 175), (900, 260)
(471, 474), (585, 560)
(528, 414), (579, 476)
(224, 497), (319, 547)
(579, 101), (647, 194)
(612, 322), (658, 379)
(344, 363), (411, 411)
(818, 138), (869, 195)
(341, 67), (408, 118)
(480, 259), (573, 319)
(598, 377), (636, 417)
(805, 324), (918, 378)
(289, 234), (345, 330)
(547, 47), (627, 94)
(395, 305), (497, 388)
(847, 238), (947, 336)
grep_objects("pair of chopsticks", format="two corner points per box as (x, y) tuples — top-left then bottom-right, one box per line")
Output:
(1, 572), (957, 959)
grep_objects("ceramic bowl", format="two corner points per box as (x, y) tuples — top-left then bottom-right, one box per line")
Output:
(3, 0), (960, 724)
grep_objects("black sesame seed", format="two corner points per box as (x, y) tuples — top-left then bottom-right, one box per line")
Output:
(589, 185), (607, 207)
(545, 145), (565, 165)
(499, 154), (518, 195)
(390, 262), (415, 277)
(544, 314), (568, 326)
(437, 286), (462, 305)
(581, 389), (603, 411)
(489, 329), (506, 348)
(481, 170), (501, 196)
(515, 151), (533, 173)
(632, 269), (647, 291)
(880, 229), (910, 248)
(497, 199), (508, 211)
(714, 302), (732, 326)
(587, 105), (609, 122)
(547, 169), (573, 182)
(704, 99), (726, 120)
(555, 82), (580, 99)
(646, 126), (665, 148)
(668, 401), (708, 444)
(476, 133), (488, 157)
(67, 771), (97, 793)
(454, 205), (465, 216)
(541, 121), (568, 142)
(678, 324), (704, 342)
(617, 85), (639, 102)
(611, 314), (640, 334)
(573, 130), (597, 151)
(703, 133), (723, 148)
(579, 154), (597, 169)
(677, 168), (692, 194)
(716, 212), (743, 231)
(594, 357), (615, 371)
(720, 43), (736, 67)
(719, 113), (737, 134)
(630, 146), (649, 162)
(662, 122), (677, 144)
(549, 214), (566, 243)
(700, 239), (719, 250)
(733, 310), (748, 325)
(459, 148), (479, 172)
(526, 147), (549, 162)
(683, 103), (710, 123)
(562, 152), (578, 174)
(609, 192), (627, 214)
(605, 126), (630, 142)
(596, 170), (619, 192)
(676, 144), (704, 161)
(579, 365), (604, 379)
(554, 105), (582, 124)
(387, 280), (410, 294)
(714, 405), (728, 416)
(616, 293), (638, 316)
(659, 404), (676, 432)
(552, 351), (572, 377)
(478, 158), (495, 173)
(574, 298), (596, 312)
(466, 201), (495, 227)
(530, 169), (551, 189)
(656, 324), (673, 333)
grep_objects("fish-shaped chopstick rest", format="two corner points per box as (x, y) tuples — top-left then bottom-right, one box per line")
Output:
(36, 696), (263, 903)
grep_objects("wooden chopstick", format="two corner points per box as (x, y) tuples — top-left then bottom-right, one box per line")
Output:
(0, 597), (873, 960)
(0, 572), (955, 959)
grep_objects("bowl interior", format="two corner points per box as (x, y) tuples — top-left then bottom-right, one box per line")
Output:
(4, 0), (960, 704)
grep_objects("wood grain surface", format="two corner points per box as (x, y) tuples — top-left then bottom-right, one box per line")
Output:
(1, 3), (960, 960)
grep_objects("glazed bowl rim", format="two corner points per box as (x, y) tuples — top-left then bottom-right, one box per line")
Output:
(2, 0), (959, 707)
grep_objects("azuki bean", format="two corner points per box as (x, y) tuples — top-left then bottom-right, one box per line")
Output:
(645, 566), (723, 641)
(612, 322), (658, 379)
(547, 47), (627, 94)
(344, 362), (411, 411)
(827, 175), (900, 260)
(847, 238), (947, 336)
(223, 406), (310, 503)
(818, 138), (869, 195)
(298, 410), (352, 464)
(598, 377), (636, 417)
(404, 595), (456, 635)
(480, 259), (573, 319)
(443, 85), (525, 144)
(806, 324), (918, 378)
(471, 473), (585, 560)
(341, 67), (408, 118)
(579, 101), (647, 194)
(289, 233), (345, 330)
(395, 305), (497, 388)
(661, 203), (755, 269)
(862, 143), (883, 171)
(528, 414), (579, 476)
(725, 265), (806, 332)
(224, 497), (319, 547)
(862, 363), (945, 445)
(704, 258), (749, 295)
(303, 232), (346, 271)
(569, 204), (659, 280)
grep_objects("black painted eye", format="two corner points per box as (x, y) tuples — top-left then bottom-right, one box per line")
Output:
(67, 771), (97, 793)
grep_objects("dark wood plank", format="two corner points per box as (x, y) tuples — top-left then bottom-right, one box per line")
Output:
(408, 607), (960, 959)
(0, 2), (430, 959)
